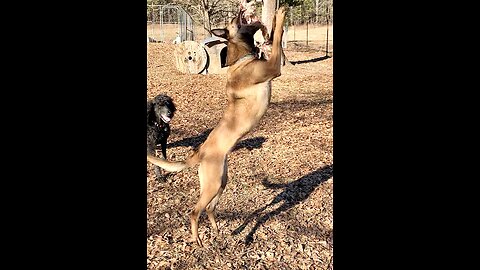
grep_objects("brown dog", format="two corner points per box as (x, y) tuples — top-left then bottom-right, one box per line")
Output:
(147, 6), (286, 246)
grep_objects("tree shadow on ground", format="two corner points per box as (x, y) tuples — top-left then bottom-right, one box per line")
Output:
(167, 128), (266, 152)
(231, 164), (333, 245)
(290, 55), (330, 65)
(167, 97), (331, 152)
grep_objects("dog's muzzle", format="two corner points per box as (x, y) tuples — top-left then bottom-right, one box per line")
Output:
(160, 114), (171, 123)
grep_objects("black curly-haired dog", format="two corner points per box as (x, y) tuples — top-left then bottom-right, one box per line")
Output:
(147, 94), (176, 181)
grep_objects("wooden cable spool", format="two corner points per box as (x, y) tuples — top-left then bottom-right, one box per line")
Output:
(174, 41), (208, 74)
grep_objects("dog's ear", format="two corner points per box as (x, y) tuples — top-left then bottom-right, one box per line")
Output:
(211, 29), (229, 40)
(147, 100), (157, 125)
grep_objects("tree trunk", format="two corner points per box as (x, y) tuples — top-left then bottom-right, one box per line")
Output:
(261, 0), (276, 33)
(282, 49), (292, 66)
(202, 1), (212, 36)
(262, 0), (291, 66)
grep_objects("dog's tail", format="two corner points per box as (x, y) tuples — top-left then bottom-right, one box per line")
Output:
(147, 150), (200, 172)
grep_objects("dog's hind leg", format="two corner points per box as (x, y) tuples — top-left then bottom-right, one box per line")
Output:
(205, 159), (228, 236)
(189, 157), (225, 247)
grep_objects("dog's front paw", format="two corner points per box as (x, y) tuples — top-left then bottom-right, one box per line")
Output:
(154, 167), (166, 182)
(164, 172), (176, 183)
(276, 6), (286, 26)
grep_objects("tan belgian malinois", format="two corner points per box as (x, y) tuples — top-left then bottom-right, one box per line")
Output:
(147, 5), (287, 247)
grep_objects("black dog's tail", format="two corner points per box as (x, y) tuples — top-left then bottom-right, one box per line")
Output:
(147, 150), (200, 172)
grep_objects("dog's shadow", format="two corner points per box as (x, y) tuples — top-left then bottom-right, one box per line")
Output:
(168, 128), (266, 152)
(231, 164), (333, 245)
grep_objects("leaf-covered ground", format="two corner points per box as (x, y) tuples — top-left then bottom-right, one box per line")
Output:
(147, 43), (333, 270)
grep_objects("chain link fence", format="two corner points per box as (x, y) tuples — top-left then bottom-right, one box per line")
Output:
(147, 4), (195, 43)
(286, 1), (333, 55)
(147, 2), (332, 55)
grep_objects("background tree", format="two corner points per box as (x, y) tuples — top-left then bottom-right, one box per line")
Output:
(148, 0), (332, 56)
(171, 0), (238, 35)
(149, 0), (332, 27)
(261, 0), (298, 66)
(261, 0), (276, 34)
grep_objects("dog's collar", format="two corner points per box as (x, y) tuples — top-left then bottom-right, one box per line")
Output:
(232, 53), (256, 65)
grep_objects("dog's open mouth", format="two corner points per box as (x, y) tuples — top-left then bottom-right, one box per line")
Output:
(239, 9), (255, 25)
(239, 0), (272, 59)
(240, 0), (260, 25)
(160, 114), (171, 123)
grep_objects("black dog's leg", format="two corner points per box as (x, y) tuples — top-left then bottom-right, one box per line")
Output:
(154, 165), (164, 182)
(147, 133), (163, 181)
(155, 141), (167, 182)
(153, 139), (168, 182)
(160, 139), (167, 159)
(157, 139), (173, 181)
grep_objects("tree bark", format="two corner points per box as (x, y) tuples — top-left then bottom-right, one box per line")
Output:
(262, 0), (291, 66)
(261, 0), (276, 33)
(201, 0), (212, 36)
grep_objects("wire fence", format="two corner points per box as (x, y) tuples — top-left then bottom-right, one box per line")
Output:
(147, 4), (194, 43)
(147, 3), (333, 55)
(286, 1), (333, 55)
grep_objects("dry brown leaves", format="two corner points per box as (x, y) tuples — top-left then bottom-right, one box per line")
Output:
(147, 43), (333, 270)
